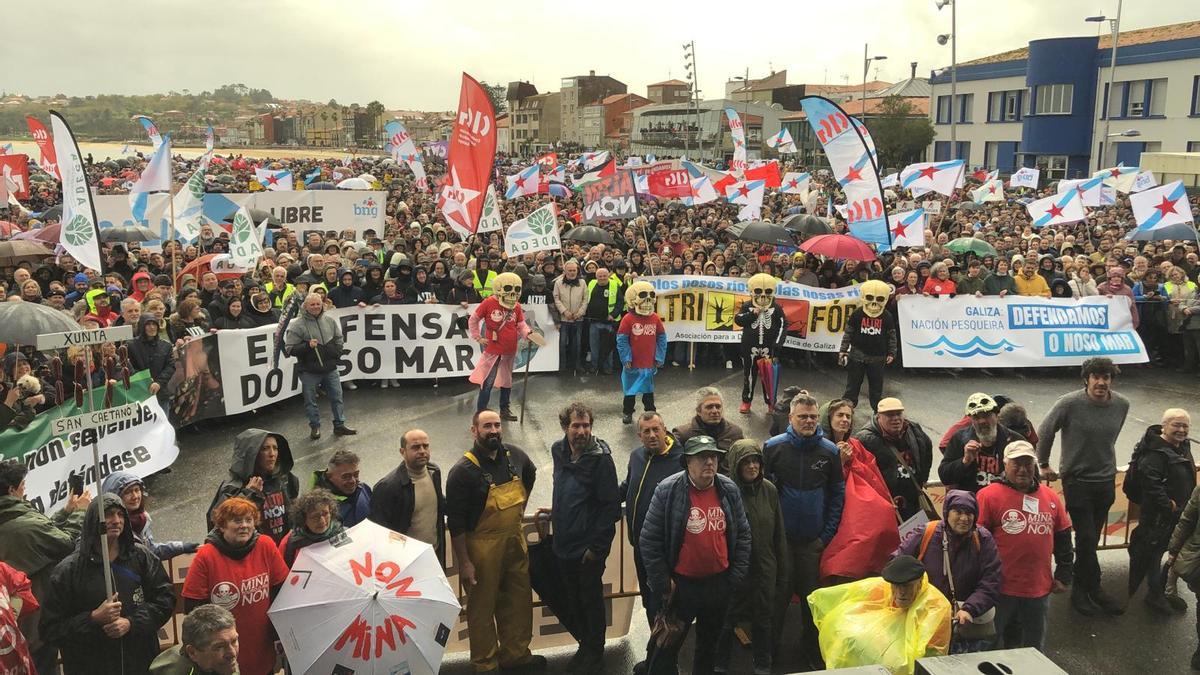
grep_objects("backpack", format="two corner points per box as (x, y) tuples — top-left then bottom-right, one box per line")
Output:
(1123, 437), (1149, 505)
(917, 521), (980, 560)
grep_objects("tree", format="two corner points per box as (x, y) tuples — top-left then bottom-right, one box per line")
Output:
(480, 81), (507, 114)
(867, 95), (935, 171)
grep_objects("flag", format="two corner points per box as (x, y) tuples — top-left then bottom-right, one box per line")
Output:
(0, 165), (10, 205)
(504, 202), (560, 256)
(575, 151), (610, 171)
(128, 137), (173, 222)
(50, 111), (103, 272)
(171, 164), (207, 241)
(134, 115), (163, 150)
(767, 128), (797, 153)
(726, 179), (765, 221)
(205, 125), (215, 154)
(120, 144), (132, 155)
(899, 159), (964, 197)
(888, 208), (927, 247)
(683, 175), (719, 206)
(724, 107), (748, 175)
(0, 156), (29, 200)
(1009, 166), (1039, 189)
(303, 167), (322, 185)
(478, 184), (504, 233)
(1130, 180), (1193, 232)
(800, 96), (889, 243)
(780, 172), (811, 195)
(1026, 190), (1086, 228)
(971, 168), (997, 182)
(850, 117), (878, 163)
(971, 179), (1005, 204)
(681, 159), (736, 197)
(880, 172), (898, 188)
(25, 116), (61, 180)
(745, 160), (782, 188)
(1132, 171), (1157, 193)
(1057, 176), (1105, 207)
(440, 73), (497, 239)
(230, 205), (265, 268)
(254, 168), (294, 191)
(0, 143), (10, 155)
(385, 120), (427, 191)
(647, 168), (692, 199)
(505, 165), (541, 199)
(535, 152), (558, 169)
(583, 170), (640, 222)
(1093, 165), (1139, 193)
(576, 156), (617, 187)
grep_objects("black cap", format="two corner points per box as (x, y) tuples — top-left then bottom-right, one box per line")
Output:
(882, 555), (925, 584)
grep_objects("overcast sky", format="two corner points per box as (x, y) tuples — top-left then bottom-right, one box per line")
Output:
(4, 1), (1194, 111)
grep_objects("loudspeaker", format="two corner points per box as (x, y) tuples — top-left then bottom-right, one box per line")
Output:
(916, 647), (1067, 674)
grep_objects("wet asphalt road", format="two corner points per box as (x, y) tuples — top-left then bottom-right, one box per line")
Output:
(147, 360), (1200, 674)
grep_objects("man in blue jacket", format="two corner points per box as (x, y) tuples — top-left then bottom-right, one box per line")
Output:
(763, 391), (845, 670)
(313, 449), (373, 527)
(621, 412), (683, 626)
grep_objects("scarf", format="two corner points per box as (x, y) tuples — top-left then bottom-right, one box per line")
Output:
(127, 509), (148, 535)
(205, 528), (260, 561)
(284, 520), (346, 563)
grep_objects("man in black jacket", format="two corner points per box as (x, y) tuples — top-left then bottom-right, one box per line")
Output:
(939, 393), (1024, 494)
(371, 428), (446, 565)
(548, 403), (620, 675)
(1129, 409), (1197, 613)
(126, 315), (175, 396)
(39, 494), (175, 675)
(855, 397), (933, 521)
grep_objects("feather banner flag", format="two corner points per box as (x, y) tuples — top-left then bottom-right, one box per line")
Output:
(724, 107), (748, 176)
(133, 115), (164, 150)
(799, 96), (889, 245)
(171, 163), (207, 241)
(50, 111), (104, 272)
(385, 120), (427, 190)
(128, 136), (173, 223)
(25, 116), (60, 180)
(440, 73), (498, 239)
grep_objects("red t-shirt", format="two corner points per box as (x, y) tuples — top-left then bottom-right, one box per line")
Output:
(0, 561), (37, 675)
(473, 296), (524, 356)
(182, 536), (290, 675)
(977, 483), (1071, 598)
(618, 313), (665, 369)
(674, 483), (729, 579)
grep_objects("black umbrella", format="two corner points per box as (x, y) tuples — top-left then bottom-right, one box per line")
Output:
(783, 213), (833, 238)
(100, 225), (158, 243)
(562, 225), (615, 245)
(1124, 222), (1198, 242)
(223, 208), (282, 228)
(38, 205), (63, 222)
(307, 181), (337, 190)
(728, 220), (795, 247)
(0, 301), (80, 346)
(955, 201), (982, 211)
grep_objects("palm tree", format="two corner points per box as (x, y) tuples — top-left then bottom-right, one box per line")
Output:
(319, 111), (328, 147)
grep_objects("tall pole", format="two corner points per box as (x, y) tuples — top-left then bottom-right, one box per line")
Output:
(1099, 0), (1122, 171)
(690, 41), (703, 159)
(863, 43), (869, 118)
(950, 0), (957, 160)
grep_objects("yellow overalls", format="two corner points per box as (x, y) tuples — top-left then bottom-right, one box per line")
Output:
(463, 451), (534, 672)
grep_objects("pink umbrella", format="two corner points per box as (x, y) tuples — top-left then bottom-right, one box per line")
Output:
(12, 222), (60, 244)
(0, 221), (18, 237)
(799, 234), (877, 262)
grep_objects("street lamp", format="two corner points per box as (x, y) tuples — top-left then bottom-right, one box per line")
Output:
(862, 46), (887, 117)
(683, 41), (702, 157)
(936, 0), (956, 160)
(1087, 0), (1123, 171)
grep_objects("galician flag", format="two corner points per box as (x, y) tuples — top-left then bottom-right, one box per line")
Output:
(780, 172), (811, 195)
(1130, 180), (1193, 232)
(1027, 189), (1086, 228)
(505, 165), (540, 199)
(880, 172), (899, 188)
(683, 175), (719, 206)
(254, 168), (293, 191)
(171, 164), (207, 241)
(1093, 165), (1139, 193)
(229, 205), (265, 269)
(900, 159), (964, 197)
(888, 208), (926, 247)
(134, 115), (164, 150)
(128, 137), (173, 223)
(767, 128), (797, 153)
(971, 179), (1005, 204)
(1009, 166), (1039, 189)
(504, 202), (560, 256)
(1057, 176), (1106, 207)
(726, 179), (765, 220)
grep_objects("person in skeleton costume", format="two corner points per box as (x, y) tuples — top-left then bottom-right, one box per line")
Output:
(468, 272), (546, 420)
(734, 273), (788, 414)
(616, 281), (667, 425)
(839, 279), (898, 412)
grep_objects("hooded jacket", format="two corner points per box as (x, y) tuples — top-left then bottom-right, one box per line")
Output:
(855, 415), (934, 520)
(370, 461), (446, 564)
(39, 494), (174, 675)
(328, 269), (365, 308)
(245, 297), (280, 327)
(311, 469), (373, 528)
(763, 425), (845, 543)
(101, 471), (196, 560)
(550, 435), (622, 560)
(726, 440), (789, 614)
(1133, 425), (1197, 522)
(895, 490), (1002, 619)
(82, 288), (117, 327)
(207, 429), (299, 542)
(0, 494), (85, 594)
(938, 423), (1023, 494)
(283, 302), (343, 374)
(620, 433), (683, 544)
(126, 315), (176, 390)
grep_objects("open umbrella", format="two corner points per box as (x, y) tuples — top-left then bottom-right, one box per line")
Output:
(357, 173), (379, 183)
(37, 205), (63, 222)
(0, 221), (19, 237)
(945, 237), (997, 257)
(783, 213), (833, 238)
(177, 253), (243, 286)
(307, 181), (337, 190)
(12, 222), (61, 244)
(222, 208), (281, 228)
(798, 234), (877, 261)
(1125, 223), (1198, 242)
(269, 519), (460, 675)
(728, 220), (795, 247)
(0, 240), (54, 266)
(955, 201), (982, 211)
(99, 225), (158, 243)
(562, 225), (615, 245)
(337, 177), (372, 190)
(0, 301), (80, 346)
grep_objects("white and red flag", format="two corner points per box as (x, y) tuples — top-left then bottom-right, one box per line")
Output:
(440, 73), (497, 239)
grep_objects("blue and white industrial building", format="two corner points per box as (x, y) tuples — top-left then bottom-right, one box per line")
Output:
(927, 20), (1200, 181)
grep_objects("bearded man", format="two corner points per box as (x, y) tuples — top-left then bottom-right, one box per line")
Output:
(939, 393), (1025, 493)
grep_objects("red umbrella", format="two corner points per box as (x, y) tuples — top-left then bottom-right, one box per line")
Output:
(176, 253), (242, 288)
(0, 221), (19, 237)
(799, 234), (877, 262)
(12, 221), (60, 244)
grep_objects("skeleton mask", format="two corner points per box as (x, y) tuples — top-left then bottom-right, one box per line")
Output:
(859, 279), (891, 318)
(625, 280), (657, 316)
(492, 272), (522, 309)
(747, 273), (778, 310)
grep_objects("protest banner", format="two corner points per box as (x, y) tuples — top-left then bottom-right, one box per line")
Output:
(504, 203), (559, 256)
(0, 372), (179, 515)
(897, 295), (1149, 368)
(582, 170), (639, 223)
(642, 275), (861, 352)
(169, 304), (560, 421)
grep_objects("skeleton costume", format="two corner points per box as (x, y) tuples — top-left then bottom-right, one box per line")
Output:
(734, 274), (787, 411)
(468, 272), (543, 420)
(839, 279), (898, 412)
(616, 281), (667, 422)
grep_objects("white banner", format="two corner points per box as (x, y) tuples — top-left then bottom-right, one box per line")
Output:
(213, 304), (560, 415)
(897, 295), (1148, 368)
(642, 275), (861, 352)
(505, 203), (559, 256)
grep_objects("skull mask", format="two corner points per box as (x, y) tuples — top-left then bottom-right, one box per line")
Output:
(747, 273), (778, 310)
(492, 272), (522, 309)
(625, 280), (657, 316)
(859, 279), (891, 318)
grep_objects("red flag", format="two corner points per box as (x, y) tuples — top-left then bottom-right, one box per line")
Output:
(971, 168), (989, 182)
(0, 155), (31, 200)
(25, 116), (60, 181)
(536, 152), (558, 169)
(744, 160), (781, 188)
(819, 438), (900, 580)
(647, 169), (692, 199)
(439, 73), (497, 239)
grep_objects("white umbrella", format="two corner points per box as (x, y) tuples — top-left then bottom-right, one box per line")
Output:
(269, 520), (460, 674)
(357, 173), (379, 183)
(337, 177), (372, 190)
